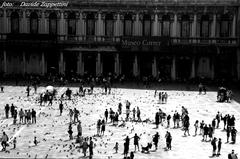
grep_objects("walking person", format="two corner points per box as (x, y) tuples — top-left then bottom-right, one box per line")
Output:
(68, 123), (73, 140)
(132, 133), (140, 152)
(153, 132), (160, 150)
(194, 120), (199, 136)
(104, 109), (108, 123)
(1, 132), (9, 151)
(97, 119), (101, 136)
(231, 127), (237, 144)
(5, 104), (10, 118)
(89, 137), (94, 159)
(101, 120), (106, 136)
(217, 138), (222, 156)
(59, 101), (63, 116)
(211, 137), (217, 156)
(10, 104), (15, 118)
(82, 138), (88, 157)
(155, 112), (160, 128)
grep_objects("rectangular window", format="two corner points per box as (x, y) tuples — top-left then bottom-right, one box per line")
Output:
(201, 21), (209, 37)
(105, 20), (114, 36)
(162, 21), (170, 36)
(181, 21), (190, 37)
(68, 19), (76, 35)
(220, 21), (229, 37)
(124, 20), (132, 36)
(143, 20), (151, 36)
(30, 19), (38, 34)
(87, 19), (95, 36)
(49, 20), (57, 35)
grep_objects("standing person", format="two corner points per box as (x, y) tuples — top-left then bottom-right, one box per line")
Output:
(73, 108), (80, 123)
(97, 119), (101, 136)
(165, 131), (172, 150)
(101, 120), (106, 136)
(216, 112), (221, 128)
(13, 109), (17, 124)
(77, 121), (82, 137)
(231, 127), (237, 144)
(89, 137), (94, 159)
(123, 136), (130, 157)
(32, 109), (36, 124)
(19, 108), (24, 124)
(68, 123), (73, 140)
(194, 120), (199, 136)
(200, 120), (205, 135)
(167, 114), (171, 128)
(1, 132), (9, 151)
(132, 108), (136, 121)
(137, 107), (141, 122)
(223, 114), (228, 130)
(5, 104), (10, 118)
(132, 133), (140, 152)
(26, 86), (30, 97)
(130, 151), (134, 159)
(203, 124), (209, 141)
(82, 138), (88, 157)
(217, 138), (222, 156)
(113, 142), (119, 153)
(155, 112), (160, 128)
(153, 132), (160, 150)
(118, 103), (122, 115)
(208, 124), (213, 141)
(227, 126), (231, 143)
(211, 137), (217, 156)
(104, 109), (108, 123)
(59, 101), (63, 116)
(27, 110), (31, 125)
(10, 104), (15, 117)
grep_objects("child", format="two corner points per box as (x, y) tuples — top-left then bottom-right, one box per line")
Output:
(13, 137), (16, 149)
(113, 142), (119, 153)
(34, 137), (38, 146)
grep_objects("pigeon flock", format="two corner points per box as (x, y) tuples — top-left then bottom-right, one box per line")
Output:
(0, 85), (239, 159)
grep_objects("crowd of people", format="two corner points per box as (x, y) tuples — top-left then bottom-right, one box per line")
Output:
(0, 81), (239, 159)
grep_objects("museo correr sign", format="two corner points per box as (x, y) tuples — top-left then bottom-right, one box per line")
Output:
(121, 36), (170, 48)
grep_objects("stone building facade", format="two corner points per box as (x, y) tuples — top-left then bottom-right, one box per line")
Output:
(0, 0), (240, 81)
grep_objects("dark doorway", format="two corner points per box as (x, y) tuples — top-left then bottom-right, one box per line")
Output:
(46, 51), (59, 75)
(157, 57), (172, 80)
(64, 52), (77, 77)
(102, 53), (114, 76)
(120, 53), (134, 78)
(139, 54), (152, 77)
(176, 57), (191, 80)
(83, 53), (96, 76)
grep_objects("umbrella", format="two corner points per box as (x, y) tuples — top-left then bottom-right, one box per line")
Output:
(46, 86), (54, 93)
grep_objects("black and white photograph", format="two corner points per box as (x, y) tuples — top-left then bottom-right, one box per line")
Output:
(0, 0), (240, 158)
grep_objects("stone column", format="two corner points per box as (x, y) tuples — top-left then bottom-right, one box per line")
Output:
(237, 49), (240, 80)
(190, 57), (196, 79)
(152, 14), (158, 36)
(23, 52), (26, 74)
(114, 53), (120, 75)
(3, 9), (9, 33)
(211, 57), (215, 80)
(232, 14), (236, 37)
(41, 52), (45, 75)
(171, 55), (176, 81)
(191, 14), (197, 37)
(152, 56), (157, 77)
(133, 55), (138, 77)
(96, 53), (101, 75)
(133, 13), (140, 36)
(59, 11), (66, 40)
(59, 52), (64, 74)
(211, 14), (216, 37)
(3, 50), (7, 74)
(77, 52), (84, 75)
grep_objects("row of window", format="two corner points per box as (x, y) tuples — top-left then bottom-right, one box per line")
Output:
(10, 12), (233, 37)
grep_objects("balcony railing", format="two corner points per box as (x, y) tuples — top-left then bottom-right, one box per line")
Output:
(0, 33), (239, 47)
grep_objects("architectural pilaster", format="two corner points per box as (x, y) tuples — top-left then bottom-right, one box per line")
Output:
(172, 14), (177, 37)
(114, 53), (120, 75)
(232, 14), (236, 37)
(171, 55), (176, 80)
(190, 57), (196, 79)
(133, 55), (138, 77)
(23, 51), (26, 74)
(59, 52), (64, 74)
(237, 49), (240, 80)
(3, 50), (7, 74)
(153, 14), (158, 36)
(96, 53), (101, 75)
(77, 52), (84, 75)
(152, 56), (157, 77)
(41, 52), (45, 75)
(211, 14), (216, 37)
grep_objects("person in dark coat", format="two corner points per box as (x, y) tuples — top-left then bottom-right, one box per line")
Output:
(10, 104), (15, 117)
(155, 112), (160, 128)
(104, 109), (108, 122)
(211, 137), (217, 156)
(5, 104), (10, 118)
(217, 138), (222, 155)
(153, 132), (160, 150)
(133, 133), (140, 151)
(32, 109), (36, 124)
(89, 137), (94, 159)
(59, 101), (63, 116)
(231, 127), (237, 144)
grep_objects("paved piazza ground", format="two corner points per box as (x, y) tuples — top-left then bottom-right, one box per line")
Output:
(0, 85), (239, 159)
